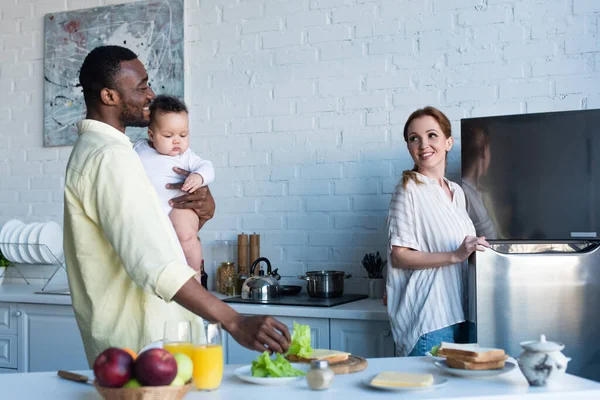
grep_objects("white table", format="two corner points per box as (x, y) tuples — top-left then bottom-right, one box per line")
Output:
(2, 357), (599, 399)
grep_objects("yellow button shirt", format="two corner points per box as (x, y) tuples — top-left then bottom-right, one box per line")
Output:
(64, 119), (199, 365)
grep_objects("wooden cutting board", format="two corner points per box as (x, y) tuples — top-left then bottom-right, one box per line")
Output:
(330, 355), (368, 375)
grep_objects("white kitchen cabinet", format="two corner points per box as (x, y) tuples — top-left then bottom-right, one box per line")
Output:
(225, 316), (330, 365)
(17, 303), (88, 373)
(0, 302), (18, 334)
(330, 319), (395, 358)
(0, 334), (17, 369)
(0, 302), (19, 370)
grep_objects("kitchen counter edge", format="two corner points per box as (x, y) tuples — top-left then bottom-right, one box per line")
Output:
(0, 283), (389, 321)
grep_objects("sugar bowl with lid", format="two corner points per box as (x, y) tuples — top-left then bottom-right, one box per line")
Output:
(517, 334), (571, 386)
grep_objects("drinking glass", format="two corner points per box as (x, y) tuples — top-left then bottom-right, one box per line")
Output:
(163, 320), (193, 359)
(192, 321), (223, 391)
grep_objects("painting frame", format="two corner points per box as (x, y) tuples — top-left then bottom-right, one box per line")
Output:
(43, 0), (184, 147)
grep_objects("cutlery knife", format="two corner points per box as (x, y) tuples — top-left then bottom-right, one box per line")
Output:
(57, 370), (94, 385)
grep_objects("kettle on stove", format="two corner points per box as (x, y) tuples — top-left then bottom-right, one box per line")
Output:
(241, 257), (281, 301)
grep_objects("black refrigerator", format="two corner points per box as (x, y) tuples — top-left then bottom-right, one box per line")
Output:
(461, 109), (600, 381)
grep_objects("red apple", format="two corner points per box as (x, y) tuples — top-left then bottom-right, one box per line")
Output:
(134, 348), (178, 386)
(93, 348), (134, 388)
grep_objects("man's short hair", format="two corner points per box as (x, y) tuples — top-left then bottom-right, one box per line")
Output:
(79, 45), (137, 102)
(149, 95), (189, 119)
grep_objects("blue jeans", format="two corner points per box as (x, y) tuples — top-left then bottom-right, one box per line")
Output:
(407, 322), (467, 357)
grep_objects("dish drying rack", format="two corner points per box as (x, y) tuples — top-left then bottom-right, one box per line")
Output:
(0, 242), (66, 291)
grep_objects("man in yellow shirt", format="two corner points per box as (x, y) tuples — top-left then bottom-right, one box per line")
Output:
(64, 45), (290, 365)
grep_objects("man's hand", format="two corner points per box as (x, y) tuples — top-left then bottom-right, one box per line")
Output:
(226, 315), (291, 355)
(173, 279), (291, 356)
(167, 167), (216, 229)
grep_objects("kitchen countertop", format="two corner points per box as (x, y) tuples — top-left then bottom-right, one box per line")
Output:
(2, 357), (599, 399)
(0, 283), (389, 321)
(0, 283), (74, 306)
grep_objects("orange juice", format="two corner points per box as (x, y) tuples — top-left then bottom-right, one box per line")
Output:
(163, 342), (194, 359)
(192, 344), (223, 390)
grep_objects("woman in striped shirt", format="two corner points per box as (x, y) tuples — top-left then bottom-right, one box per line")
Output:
(386, 106), (490, 357)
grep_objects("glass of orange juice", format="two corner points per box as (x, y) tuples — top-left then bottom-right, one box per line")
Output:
(192, 321), (223, 391)
(163, 320), (193, 359)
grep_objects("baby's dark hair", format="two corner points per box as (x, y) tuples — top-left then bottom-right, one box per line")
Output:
(149, 95), (188, 120)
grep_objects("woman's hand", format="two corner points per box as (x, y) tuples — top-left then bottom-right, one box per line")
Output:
(454, 236), (490, 263)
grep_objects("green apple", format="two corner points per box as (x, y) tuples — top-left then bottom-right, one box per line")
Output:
(172, 352), (193, 383)
(123, 378), (142, 388)
(170, 376), (186, 387)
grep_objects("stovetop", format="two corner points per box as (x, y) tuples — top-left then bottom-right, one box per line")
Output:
(222, 293), (368, 307)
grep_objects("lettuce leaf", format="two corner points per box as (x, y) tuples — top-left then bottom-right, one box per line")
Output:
(251, 351), (305, 377)
(287, 321), (313, 358)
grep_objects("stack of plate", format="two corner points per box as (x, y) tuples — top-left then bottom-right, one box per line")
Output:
(0, 219), (64, 264)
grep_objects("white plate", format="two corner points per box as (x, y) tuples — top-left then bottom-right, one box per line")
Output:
(0, 220), (24, 262)
(426, 351), (446, 361)
(36, 222), (63, 263)
(16, 223), (38, 264)
(139, 340), (164, 353)
(6, 224), (25, 263)
(27, 224), (45, 263)
(434, 360), (516, 378)
(366, 375), (448, 391)
(234, 363), (308, 386)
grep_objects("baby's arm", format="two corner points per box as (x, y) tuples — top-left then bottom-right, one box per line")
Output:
(182, 173), (204, 193)
(187, 151), (215, 186)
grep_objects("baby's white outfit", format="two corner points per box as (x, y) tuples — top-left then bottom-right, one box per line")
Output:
(134, 140), (215, 215)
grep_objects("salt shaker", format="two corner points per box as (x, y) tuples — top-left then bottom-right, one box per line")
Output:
(306, 360), (334, 390)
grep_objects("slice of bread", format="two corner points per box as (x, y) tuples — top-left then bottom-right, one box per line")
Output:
(437, 342), (479, 353)
(445, 357), (505, 371)
(287, 349), (350, 364)
(445, 353), (508, 363)
(437, 342), (505, 361)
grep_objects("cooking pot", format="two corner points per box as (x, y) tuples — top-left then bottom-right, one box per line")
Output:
(241, 257), (281, 301)
(298, 271), (352, 298)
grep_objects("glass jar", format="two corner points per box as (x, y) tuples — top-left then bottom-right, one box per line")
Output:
(211, 240), (236, 264)
(237, 274), (249, 295)
(306, 360), (334, 390)
(226, 277), (236, 296)
(217, 262), (235, 294)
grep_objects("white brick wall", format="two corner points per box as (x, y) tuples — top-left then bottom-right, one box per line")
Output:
(1, 0), (599, 284)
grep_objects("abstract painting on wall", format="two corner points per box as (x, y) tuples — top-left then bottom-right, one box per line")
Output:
(43, 0), (184, 147)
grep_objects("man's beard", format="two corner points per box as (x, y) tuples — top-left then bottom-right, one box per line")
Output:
(120, 103), (149, 127)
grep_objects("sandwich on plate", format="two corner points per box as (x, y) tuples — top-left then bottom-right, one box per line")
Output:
(437, 342), (508, 370)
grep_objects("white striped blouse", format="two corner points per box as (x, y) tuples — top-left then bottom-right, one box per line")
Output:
(386, 172), (476, 356)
